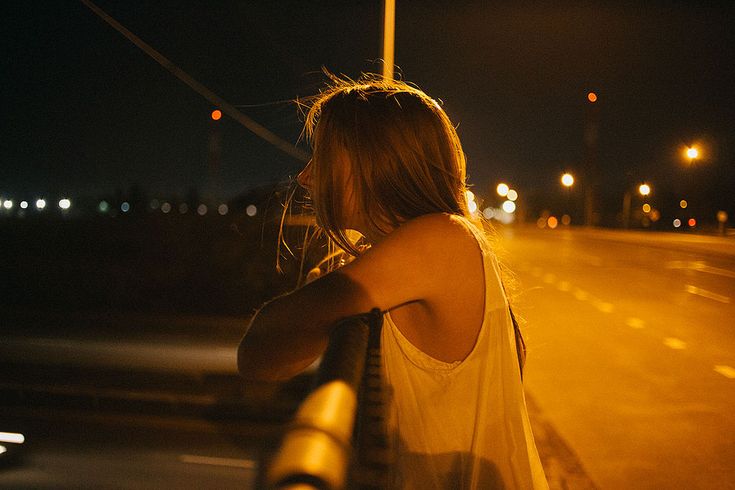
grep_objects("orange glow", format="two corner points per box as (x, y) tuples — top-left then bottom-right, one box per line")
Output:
(536, 217), (547, 229)
(679, 200), (688, 209)
(587, 92), (598, 103)
(211, 110), (222, 121)
(642, 203), (651, 213)
(547, 216), (558, 229)
(688, 218), (696, 227)
(561, 214), (571, 226)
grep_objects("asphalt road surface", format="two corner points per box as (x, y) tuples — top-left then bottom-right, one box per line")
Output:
(500, 226), (735, 489)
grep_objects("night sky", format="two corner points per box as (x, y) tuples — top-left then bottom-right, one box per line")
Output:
(2, 1), (734, 219)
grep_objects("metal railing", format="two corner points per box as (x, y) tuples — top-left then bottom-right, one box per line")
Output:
(266, 308), (393, 490)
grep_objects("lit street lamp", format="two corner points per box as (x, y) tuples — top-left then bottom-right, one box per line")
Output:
(561, 173), (575, 188)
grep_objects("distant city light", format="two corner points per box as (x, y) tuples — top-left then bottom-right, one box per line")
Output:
(638, 184), (651, 196)
(2, 200), (13, 210)
(688, 218), (696, 227)
(642, 203), (651, 213)
(149, 199), (160, 210)
(483, 207), (494, 219)
(536, 217), (546, 229)
(561, 173), (574, 187)
(679, 200), (688, 209)
(197, 204), (208, 216)
(465, 190), (478, 214)
(98, 201), (109, 213)
(587, 92), (598, 103)
(547, 216), (558, 229)
(502, 200), (516, 213)
(179, 203), (188, 214)
(673, 219), (681, 228)
(161, 202), (172, 214)
(20, 200), (28, 209)
(507, 189), (518, 202)
(561, 214), (571, 225)
(36, 199), (46, 210)
(246, 204), (257, 217)
(217, 204), (229, 216)
(496, 183), (509, 197)
(686, 147), (699, 160)
(211, 109), (222, 121)
(121, 202), (130, 213)
(59, 198), (71, 210)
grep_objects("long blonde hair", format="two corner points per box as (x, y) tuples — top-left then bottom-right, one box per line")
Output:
(301, 73), (472, 256)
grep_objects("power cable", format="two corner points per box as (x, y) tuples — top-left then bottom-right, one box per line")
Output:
(79, 0), (309, 163)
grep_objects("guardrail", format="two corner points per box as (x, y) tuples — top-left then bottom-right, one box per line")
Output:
(266, 308), (393, 490)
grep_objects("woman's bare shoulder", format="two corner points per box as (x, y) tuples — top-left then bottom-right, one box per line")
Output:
(338, 213), (482, 310)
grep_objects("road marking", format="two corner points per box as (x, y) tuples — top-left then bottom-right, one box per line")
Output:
(714, 365), (735, 379)
(685, 284), (731, 304)
(573, 288), (589, 301)
(663, 337), (687, 350)
(542, 273), (556, 284)
(667, 261), (735, 279)
(594, 301), (614, 313)
(178, 454), (257, 469)
(556, 280), (572, 292)
(626, 317), (646, 329)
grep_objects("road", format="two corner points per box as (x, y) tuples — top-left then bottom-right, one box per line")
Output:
(2, 226), (733, 488)
(499, 226), (735, 489)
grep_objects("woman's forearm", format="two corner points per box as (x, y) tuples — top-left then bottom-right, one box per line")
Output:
(236, 271), (373, 381)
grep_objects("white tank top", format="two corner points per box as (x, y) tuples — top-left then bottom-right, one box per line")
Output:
(380, 218), (548, 489)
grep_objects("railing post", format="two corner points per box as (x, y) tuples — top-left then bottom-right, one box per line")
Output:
(266, 309), (387, 490)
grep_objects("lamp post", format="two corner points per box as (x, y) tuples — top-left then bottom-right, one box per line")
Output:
(561, 172), (574, 223)
(622, 183), (651, 229)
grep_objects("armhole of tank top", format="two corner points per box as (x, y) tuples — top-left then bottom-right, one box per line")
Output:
(383, 215), (493, 371)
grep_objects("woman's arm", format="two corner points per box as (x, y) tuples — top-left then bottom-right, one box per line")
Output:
(237, 270), (373, 381)
(237, 213), (480, 381)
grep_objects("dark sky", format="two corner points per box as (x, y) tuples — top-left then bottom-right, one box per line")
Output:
(2, 1), (734, 216)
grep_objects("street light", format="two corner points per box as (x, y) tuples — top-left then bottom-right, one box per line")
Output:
(638, 183), (651, 196)
(686, 147), (699, 160)
(561, 173), (574, 187)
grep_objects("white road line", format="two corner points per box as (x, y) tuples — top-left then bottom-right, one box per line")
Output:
(594, 301), (614, 313)
(667, 261), (735, 279)
(663, 337), (687, 350)
(685, 284), (731, 304)
(556, 281), (572, 292)
(573, 288), (589, 301)
(626, 317), (646, 329)
(178, 454), (258, 469)
(714, 365), (735, 379)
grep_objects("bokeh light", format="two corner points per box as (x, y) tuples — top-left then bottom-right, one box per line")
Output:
(502, 200), (516, 213)
(58, 199), (71, 210)
(561, 173), (574, 187)
(507, 189), (518, 202)
(246, 204), (258, 217)
(496, 183), (509, 197)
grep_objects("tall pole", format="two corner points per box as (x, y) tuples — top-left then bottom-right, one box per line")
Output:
(383, 0), (395, 80)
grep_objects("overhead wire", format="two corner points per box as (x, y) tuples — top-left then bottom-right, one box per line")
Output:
(79, 0), (309, 163)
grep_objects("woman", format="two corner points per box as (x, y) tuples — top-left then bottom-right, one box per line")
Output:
(238, 74), (548, 489)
